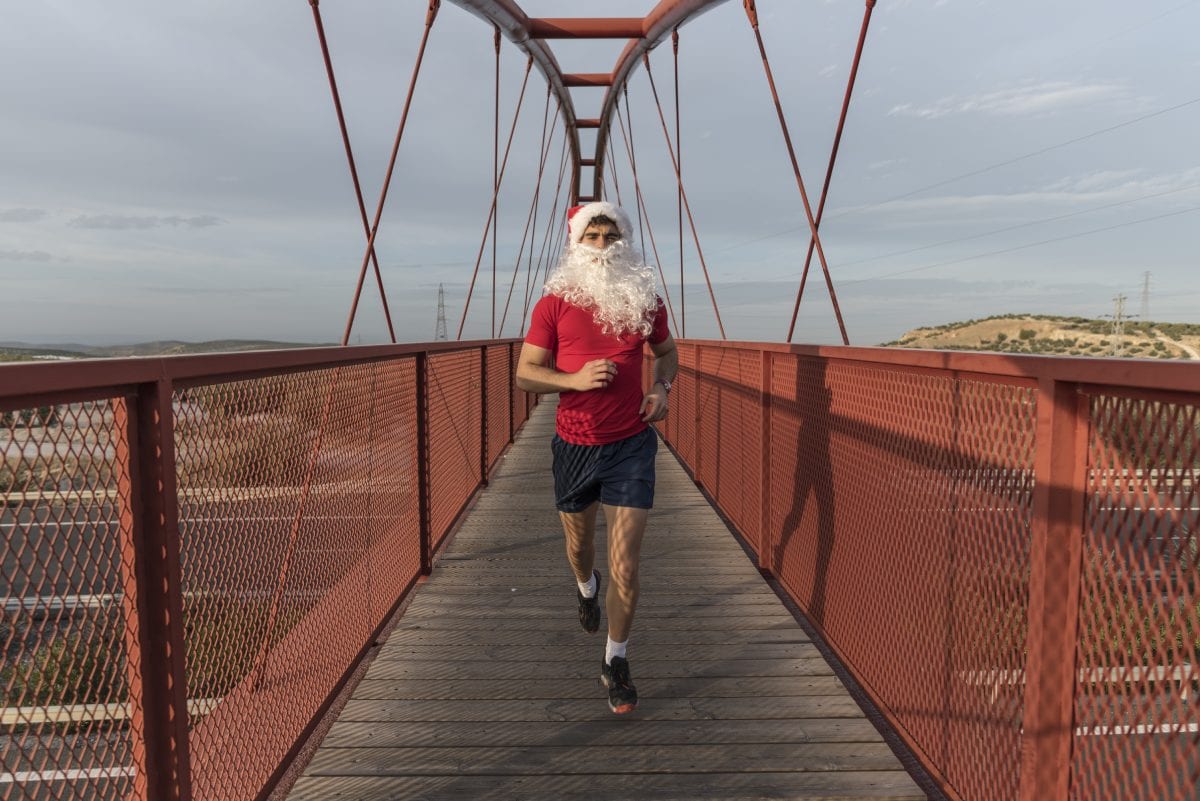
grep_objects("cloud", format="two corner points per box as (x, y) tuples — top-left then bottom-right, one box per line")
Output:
(142, 285), (290, 297)
(818, 64), (837, 79)
(888, 81), (1131, 119)
(842, 167), (1200, 218)
(68, 214), (224, 230)
(0, 249), (53, 262)
(0, 208), (47, 223)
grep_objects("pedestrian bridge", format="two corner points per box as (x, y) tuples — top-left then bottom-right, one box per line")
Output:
(287, 395), (923, 800)
(3, 0), (1199, 798)
(1, 339), (1196, 801)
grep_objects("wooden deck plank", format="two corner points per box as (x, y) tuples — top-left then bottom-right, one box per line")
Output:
(288, 400), (922, 801)
(379, 629), (811, 647)
(333, 696), (868, 723)
(362, 658), (835, 682)
(369, 643), (821, 662)
(304, 742), (904, 776)
(351, 675), (850, 701)
(319, 718), (888, 748)
(288, 772), (925, 801)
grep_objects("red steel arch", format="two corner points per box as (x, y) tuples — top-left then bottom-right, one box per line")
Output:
(446, 0), (731, 203)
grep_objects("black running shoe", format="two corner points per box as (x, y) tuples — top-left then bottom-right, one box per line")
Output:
(577, 569), (601, 633)
(600, 656), (638, 714)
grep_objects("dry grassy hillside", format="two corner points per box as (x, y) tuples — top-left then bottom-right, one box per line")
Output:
(883, 315), (1200, 360)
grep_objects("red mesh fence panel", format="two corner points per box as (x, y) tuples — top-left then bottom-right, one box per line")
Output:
(766, 355), (1035, 800)
(174, 359), (422, 799)
(697, 347), (764, 555)
(487, 345), (511, 472)
(426, 350), (483, 551)
(2, 398), (143, 800)
(670, 343), (697, 470)
(654, 343), (1043, 801)
(2, 341), (525, 800)
(1072, 390), (1199, 801)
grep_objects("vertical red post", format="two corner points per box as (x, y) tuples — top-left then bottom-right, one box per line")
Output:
(113, 397), (149, 801)
(415, 353), (433, 575)
(1018, 379), (1088, 801)
(693, 344), (704, 489)
(480, 346), (490, 484)
(118, 380), (192, 801)
(758, 349), (773, 572)
(508, 343), (516, 443)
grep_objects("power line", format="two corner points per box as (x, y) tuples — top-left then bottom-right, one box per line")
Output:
(690, 95), (1200, 261)
(830, 183), (1199, 271)
(840, 205), (1200, 284)
(833, 96), (1200, 217)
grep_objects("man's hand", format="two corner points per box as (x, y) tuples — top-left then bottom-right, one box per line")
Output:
(573, 359), (617, 391)
(640, 385), (668, 422)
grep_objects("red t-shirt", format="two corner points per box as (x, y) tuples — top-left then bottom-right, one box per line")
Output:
(525, 294), (670, 445)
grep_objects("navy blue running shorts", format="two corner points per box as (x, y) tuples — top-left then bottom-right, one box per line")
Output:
(551, 426), (658, 513)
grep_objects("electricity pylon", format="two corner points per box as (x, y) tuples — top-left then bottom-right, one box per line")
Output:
(435, 283), (448, 341)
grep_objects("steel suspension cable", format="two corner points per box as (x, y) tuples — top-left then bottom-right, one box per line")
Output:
(521, 136), (565, 323)
(525, 139), (574, 323)
(614, 101), (679, 337)
(492, 26), (500, 337)
(259, 0), (444, 683)
(522, 134), (573, 326)
(623, 88), (648, 274)
(743, 0), (857, 346)
(642, 54), (726, 339)
(524, 92), (561, 293)
(782, 0), (875, 343)
(336, 0), (440, 345)
(308, 0), (407, 344)
(457, 54), (535, 340)
(673, 30), (684, 338)
(543, 177), (570, 281)
(499, 89), (559, 335)
(608, 157), (623, 207)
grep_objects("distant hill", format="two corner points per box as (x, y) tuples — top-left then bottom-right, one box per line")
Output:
(883, 315), (1200, 359)
(0, 339), (333, 363)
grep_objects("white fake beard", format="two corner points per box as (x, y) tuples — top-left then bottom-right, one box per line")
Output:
(544, 240), (659, 338)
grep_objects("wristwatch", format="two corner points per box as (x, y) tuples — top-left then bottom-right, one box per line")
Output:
(654, 378), (672, 393)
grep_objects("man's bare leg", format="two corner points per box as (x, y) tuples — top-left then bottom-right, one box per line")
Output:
(599, 503), (648, 713)
(559, 502), (599, 584)
(602, 504), (649, 643)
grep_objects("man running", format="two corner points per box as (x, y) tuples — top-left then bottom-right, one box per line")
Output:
(516, 201), (678, 714)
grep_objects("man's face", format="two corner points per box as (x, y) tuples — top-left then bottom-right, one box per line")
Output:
(579, 220), (622, 250)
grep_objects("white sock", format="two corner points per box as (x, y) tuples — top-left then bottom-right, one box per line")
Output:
(577, 571), (597, 599)
(605, 637), (627, 665)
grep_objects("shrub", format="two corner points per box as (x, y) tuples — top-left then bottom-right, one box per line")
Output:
(995, 332), (1008, 342)
(1, 622), (127, 706)
(1019, 329), (1036, 340)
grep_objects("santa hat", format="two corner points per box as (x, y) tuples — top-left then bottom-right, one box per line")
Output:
(566, 201), (633, 244)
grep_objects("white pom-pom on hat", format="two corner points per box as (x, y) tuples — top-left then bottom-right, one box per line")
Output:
(566, 201), (633, 244)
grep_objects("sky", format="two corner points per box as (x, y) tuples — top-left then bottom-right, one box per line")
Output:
(1, 0), (1197, 347)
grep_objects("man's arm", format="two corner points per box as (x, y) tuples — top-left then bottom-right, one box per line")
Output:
(516, 342), (616, 394)
(639, 334), (679, 422)
(651, 334), (679, 386)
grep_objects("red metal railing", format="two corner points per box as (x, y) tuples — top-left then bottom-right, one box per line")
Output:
(650, 340), (1199, 801)
(0, 340), (534, 801)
